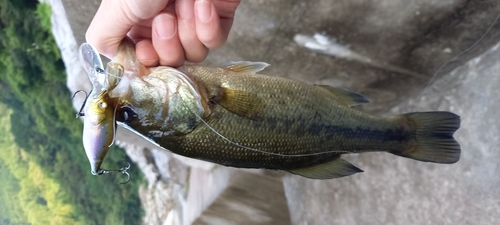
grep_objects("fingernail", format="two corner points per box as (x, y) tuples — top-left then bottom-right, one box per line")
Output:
(155, 14), (176, 39)
(196, 0), (212, 23)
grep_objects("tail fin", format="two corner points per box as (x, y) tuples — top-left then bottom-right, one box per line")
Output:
(392, 112), (461, 164)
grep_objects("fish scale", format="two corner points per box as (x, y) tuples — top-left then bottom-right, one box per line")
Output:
(140, 66), (414, 171)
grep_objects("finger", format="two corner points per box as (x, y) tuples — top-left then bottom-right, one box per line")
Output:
(213, 0), (240, 36)
(195, 0), (225, 49)
(152, 13), (185, 66)
(176, 0), (209, 62)
(212, 0), (240, 18)
(135, 39), (159, 67)
(86, 0), (135, 59)
(128, 25), (153, 41)
(86, 0), (169, 59)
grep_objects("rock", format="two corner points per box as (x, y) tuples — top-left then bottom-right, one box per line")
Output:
(139, 181), (184, 225)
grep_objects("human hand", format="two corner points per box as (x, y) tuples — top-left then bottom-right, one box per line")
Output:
(86, 0), (240, 67)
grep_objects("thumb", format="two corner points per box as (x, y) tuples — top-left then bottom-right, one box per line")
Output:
(85, 0), (169, 59)
(86, 0), (133, 59)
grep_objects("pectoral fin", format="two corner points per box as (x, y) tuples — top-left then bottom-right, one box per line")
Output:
(316, 85), (369, 106)
(226, 61), (270, 74)
(218, 87), (265, 118)
(115, 37), (150, 77)
(287, 157), (363, 179)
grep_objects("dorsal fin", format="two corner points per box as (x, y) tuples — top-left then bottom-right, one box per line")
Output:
(287, 157), (363, 179)
(226, 61), (270, 73)
(217, 87), (265, 118)
(316, 85), (369, 106)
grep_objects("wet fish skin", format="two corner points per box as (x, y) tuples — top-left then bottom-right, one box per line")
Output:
(104, 40), (461, 179)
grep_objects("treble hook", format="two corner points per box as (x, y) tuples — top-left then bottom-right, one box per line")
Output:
(72, 90), (91, 118)
(94, 161), (131, 184)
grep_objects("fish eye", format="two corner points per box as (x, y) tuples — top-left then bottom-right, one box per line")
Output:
(117, 106), (137, 123)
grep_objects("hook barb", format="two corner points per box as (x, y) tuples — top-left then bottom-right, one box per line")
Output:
(94, 161), (131, 184)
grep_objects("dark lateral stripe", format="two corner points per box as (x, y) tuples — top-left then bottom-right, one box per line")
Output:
(309, 123), (410, 142)
(254, 117), (410, 143)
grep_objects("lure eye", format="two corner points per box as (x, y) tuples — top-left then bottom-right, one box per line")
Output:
(99, 101), (107, 109)
(117, 106), (138, 123)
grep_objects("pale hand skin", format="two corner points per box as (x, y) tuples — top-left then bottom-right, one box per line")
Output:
(86, 0), (241, 67)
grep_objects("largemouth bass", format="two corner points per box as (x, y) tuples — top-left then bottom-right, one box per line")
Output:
(78, 38), (461, 179)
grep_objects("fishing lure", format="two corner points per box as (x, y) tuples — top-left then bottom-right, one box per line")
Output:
(76, 43), (130, 183)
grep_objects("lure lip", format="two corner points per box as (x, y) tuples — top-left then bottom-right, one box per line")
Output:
(79, 43), (107, 91)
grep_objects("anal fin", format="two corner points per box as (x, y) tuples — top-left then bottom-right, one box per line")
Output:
(287, 157), (363, 179)
(315, 85), (369, 106)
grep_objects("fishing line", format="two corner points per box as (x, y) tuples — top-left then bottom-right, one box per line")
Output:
(94, 66), (120, 148)
(175, 91), (351, 158)
(77, 66), (131, 181)
(104, 63), (352, 157)
(417, 10), (500, 97)
(105, 70), (139, 150)
(100, 54), (363, 158)
(109, 99), (120, 148)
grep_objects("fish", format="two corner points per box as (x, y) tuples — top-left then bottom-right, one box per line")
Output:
(78, 38), (461, 179)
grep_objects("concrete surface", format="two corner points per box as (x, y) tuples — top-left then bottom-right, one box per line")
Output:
(283, 42), (500, 224)
(204, 0), (500, 115)
(193, 171), (291, 225)
(51, 0), (500, 224)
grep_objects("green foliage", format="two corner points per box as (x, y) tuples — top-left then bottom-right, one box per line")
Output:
(0, 110), (82, 224)
(35, 3), (52, 31)
(0, 2), (144, 225)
